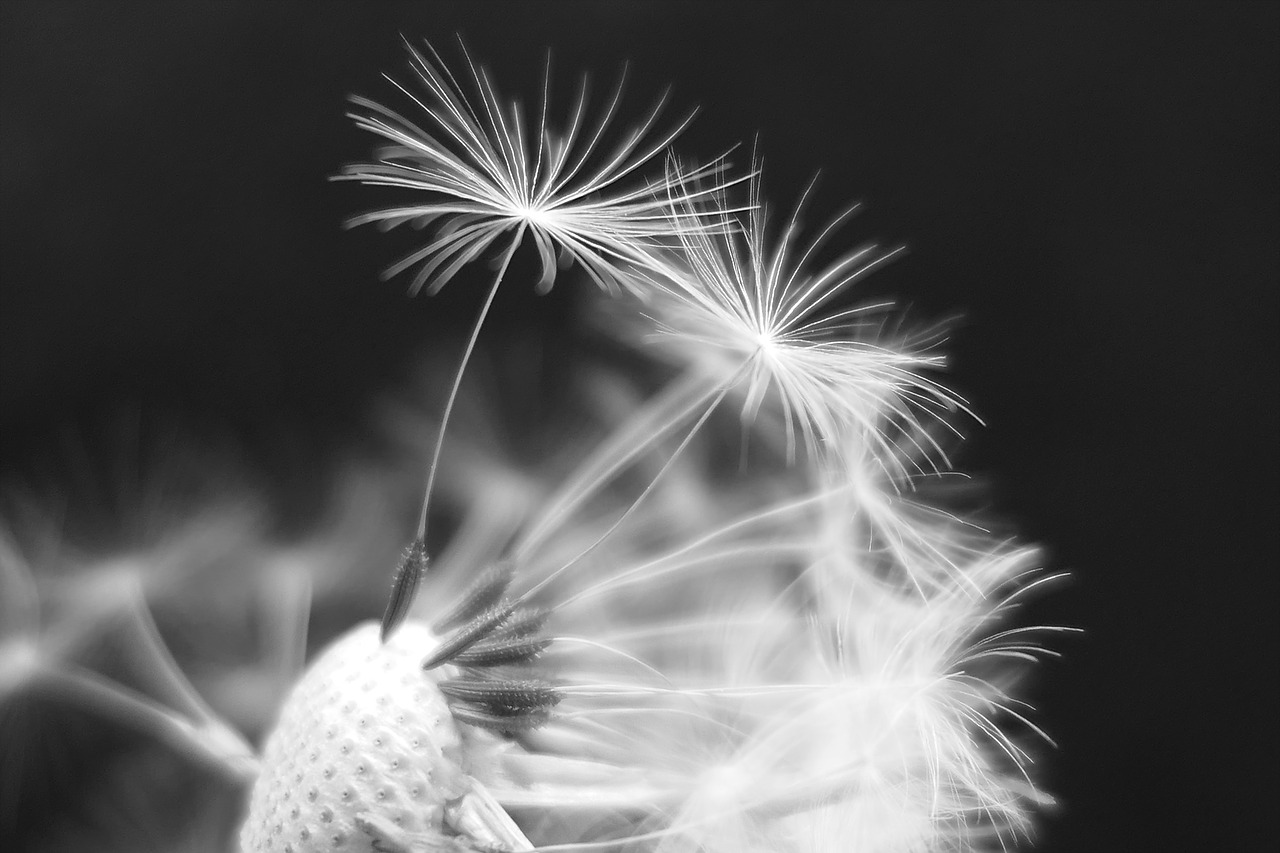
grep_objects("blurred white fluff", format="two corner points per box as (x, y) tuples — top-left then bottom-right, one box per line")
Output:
(364, 326), (1057, 851)
(0, 332), (1057, 852)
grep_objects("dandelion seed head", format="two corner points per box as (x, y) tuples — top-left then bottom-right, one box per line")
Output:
(5, 32), (1061, 853)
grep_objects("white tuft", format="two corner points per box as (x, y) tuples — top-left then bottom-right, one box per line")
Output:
(638, 167), (964, 471)
(338, 38), (743, 297)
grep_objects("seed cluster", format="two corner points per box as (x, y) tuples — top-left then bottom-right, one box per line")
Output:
(426, 562), (561, 733)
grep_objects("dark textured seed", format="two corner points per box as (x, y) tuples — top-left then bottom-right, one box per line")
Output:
(431, 560), (516, 633)
(421, 599), (517, 669)
(380, 538), (428, 643)
(449, 702), (553, 732)
(488, 606), (551, 640)
(451, 634), (552, 666)
(438, 677), (561, 710)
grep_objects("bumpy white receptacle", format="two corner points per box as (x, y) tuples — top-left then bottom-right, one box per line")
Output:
(239, 621), (478, 852)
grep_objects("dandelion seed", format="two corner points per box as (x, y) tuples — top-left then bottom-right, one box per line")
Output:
(430, 558), (516, 634)
(640, 166), (965, 471)
(340, 40), (748, 626)
(449, 633), (552, 667)
(379, 537), (428, 642)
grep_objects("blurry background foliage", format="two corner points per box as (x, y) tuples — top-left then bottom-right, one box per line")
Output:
(1, 3), (1276, 852)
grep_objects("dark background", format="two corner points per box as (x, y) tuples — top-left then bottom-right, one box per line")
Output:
(2, 3), (1276, 851)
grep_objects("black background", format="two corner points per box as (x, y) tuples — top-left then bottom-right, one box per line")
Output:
(2, 3), (1276, 851)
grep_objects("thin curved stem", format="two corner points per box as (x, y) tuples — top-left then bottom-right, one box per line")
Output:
(519, 365), (745, 602)
(418, 222), (528, 543)
(513, 366), (719, 563)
